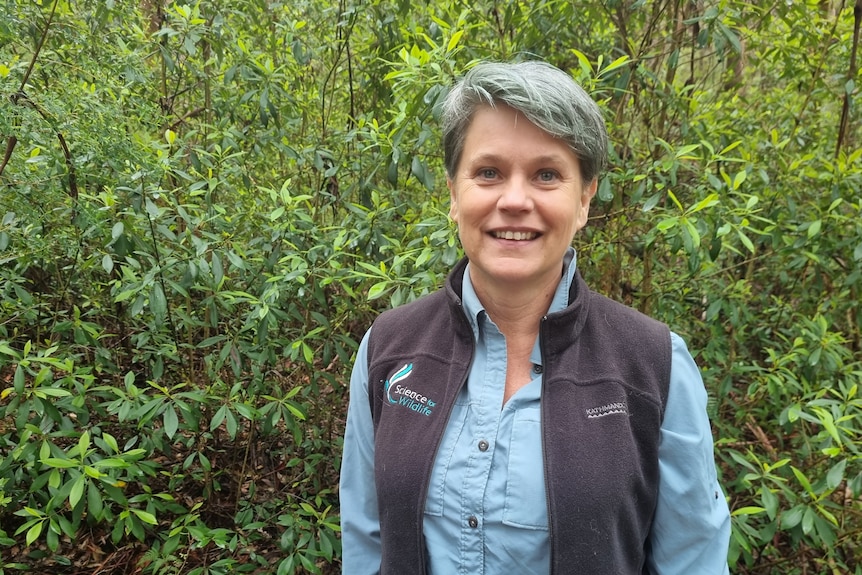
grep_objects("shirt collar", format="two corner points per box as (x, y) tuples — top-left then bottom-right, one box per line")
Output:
(461, 247), (578, 364)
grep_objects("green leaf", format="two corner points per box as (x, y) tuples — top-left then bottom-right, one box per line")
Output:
(368, 281), (389, 301)
(0, 343), (20, 358)
(826, 459), (847, 490)
(78, 430), (91, 456)
(233, 402), (257, 420)
(666, 190), (684, 211)
(102, 254), (114, 274)
(727, 450), (758, 473)
(284, 401), (307, 421)
(690, 193), (719, 214)
(570, 48), (593, 75)
(781, 505), (805, 529)
(164, 405), (179, 439)
(88, 481), (104, 518)
(597, 178), (613, 202)
(801, 506), (815, 535)
(93, 458), (131, 468)
(814, 511), (837, 546)
(319, 528), (334, 559)
(599, 54), (630, 75)
(674, 144), (700, 159)
(736, 228), (755, 253)
(26, 521), (43, 546)
(103, 432), (119, 454)
(34, 387), (72, 398)
(46, 522), (59, 552)
(41, 457), (79, 469)
(211, 405), (227, 429)
(791, 466), (814, 497)
(14, 364), (25, 394)
(731, 506), (766, 516)
(212, 252), (224, 288)
(447, 29), (464, 53)
(57, 516), (76, 539)
(198, 335), (227, 347)
(656, 217), (678, 232)
(150, 283), (167, 325)
(270, 205), (285, 220)
(683, 218), (701, 248)
(807, 219), (821, 238)
(719, 21), (742, 53)
(226, 409), (238, 439)
(277, 557), (295, 575)
(132, 509), (158, 525)
(761, 486), (779, 519)
(69, 475), (86, 508)
(812, 407), (841, 446)
(84, 465), (103, 479)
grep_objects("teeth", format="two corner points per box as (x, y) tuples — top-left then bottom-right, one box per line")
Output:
(493, 230), (537, 241)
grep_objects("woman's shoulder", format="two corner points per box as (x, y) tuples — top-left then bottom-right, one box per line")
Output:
(374, 288), (450, 325)
(586, 288), (669, 332)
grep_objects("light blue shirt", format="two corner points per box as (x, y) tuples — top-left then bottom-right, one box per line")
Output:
(340, 249), (731, 574)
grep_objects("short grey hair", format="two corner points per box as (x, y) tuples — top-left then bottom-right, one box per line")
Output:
(441, 60), (608, 184)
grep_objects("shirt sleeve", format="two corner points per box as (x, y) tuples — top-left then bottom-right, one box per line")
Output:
(340, 330), (382, 575)
(646, 332), (731, 575)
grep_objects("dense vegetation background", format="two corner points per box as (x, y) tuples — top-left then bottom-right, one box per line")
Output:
(1, 0), (860, 573)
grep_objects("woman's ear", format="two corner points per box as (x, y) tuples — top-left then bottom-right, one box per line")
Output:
(575, 178), (598, 230)
(447, 177), (458, 223)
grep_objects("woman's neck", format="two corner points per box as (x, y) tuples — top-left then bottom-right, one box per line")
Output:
(471, 273), (559, 339)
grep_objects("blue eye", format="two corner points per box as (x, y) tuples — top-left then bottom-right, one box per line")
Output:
(538, 170), (557, 182)
(480, 168), (498, 179)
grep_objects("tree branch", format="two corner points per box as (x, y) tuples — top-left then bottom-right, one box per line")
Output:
(0, 0), (61, 180)
(836, 0), (861, 156)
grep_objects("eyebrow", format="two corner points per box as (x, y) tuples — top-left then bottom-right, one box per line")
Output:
(465, 153), (571, 166)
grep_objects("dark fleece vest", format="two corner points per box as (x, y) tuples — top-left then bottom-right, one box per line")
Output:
(366, 258), (671, 575)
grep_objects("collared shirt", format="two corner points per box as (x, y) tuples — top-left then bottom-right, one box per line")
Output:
(340, 249), (731, 574)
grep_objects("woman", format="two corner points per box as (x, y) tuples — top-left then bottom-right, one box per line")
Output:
(340, 60), (730, 575)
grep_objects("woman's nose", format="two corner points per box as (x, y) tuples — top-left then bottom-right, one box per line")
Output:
(497, 176), (532, 212)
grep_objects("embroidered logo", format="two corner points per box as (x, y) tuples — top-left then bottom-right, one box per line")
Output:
(585, 401), (628, 419)
(384, 363), (437, 417)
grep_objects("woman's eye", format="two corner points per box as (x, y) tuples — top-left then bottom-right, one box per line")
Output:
(479, 168), (498, 179)
(538, 170), (558, 182)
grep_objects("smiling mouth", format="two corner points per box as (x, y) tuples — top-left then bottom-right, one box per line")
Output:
(491, 230), (538, 241)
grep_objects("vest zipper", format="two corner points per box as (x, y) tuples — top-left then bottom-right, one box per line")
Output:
(538, 315), (555, 575)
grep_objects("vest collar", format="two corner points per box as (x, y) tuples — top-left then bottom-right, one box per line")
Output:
(443, 251), (591, 347)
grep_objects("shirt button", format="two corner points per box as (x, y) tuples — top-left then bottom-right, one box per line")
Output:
(533, 364), (543, 374)
(477, 440), (489, 452)
(468, 515), (479, 528)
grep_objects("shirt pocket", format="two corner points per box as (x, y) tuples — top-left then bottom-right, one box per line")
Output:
(424, 399), (468, 517)
(503, 408), (548, 530)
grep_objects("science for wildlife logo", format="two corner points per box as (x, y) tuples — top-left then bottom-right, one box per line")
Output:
(384, 363), (437, 417)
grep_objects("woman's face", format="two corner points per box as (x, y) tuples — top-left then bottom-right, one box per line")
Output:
(448, 105), (597, 294)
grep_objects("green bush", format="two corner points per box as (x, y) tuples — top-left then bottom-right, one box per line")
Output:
(1, 0), (860, 573)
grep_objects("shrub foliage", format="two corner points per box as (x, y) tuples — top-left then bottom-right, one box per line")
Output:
(0, 0), (860, 573)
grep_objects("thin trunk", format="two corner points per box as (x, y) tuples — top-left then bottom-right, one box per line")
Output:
(835, 0), (861, 156)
